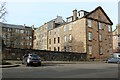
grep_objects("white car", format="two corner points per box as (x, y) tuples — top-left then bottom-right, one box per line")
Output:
(22, 54), (41, 66)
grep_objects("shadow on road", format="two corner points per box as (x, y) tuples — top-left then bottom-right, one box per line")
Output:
(26, 63), (59, 67)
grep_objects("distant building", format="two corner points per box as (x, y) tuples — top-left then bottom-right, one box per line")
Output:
(1, 22), (35, 49)
(113, 24), (120, 52)
(48, 6), (113, 59)
(33, 16), (65, 50)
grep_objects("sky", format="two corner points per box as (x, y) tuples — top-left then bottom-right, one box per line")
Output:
(1, 0), (119, 31)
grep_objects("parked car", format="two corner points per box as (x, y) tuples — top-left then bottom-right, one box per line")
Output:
(22, 54), (41, 66)
(106, 58), (120, 64)
(113, 53), (120, 58)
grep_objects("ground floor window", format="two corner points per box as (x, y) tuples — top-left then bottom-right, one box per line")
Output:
(89, 46), (92, 55)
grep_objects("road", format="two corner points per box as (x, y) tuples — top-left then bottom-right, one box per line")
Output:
(2, 63), (119, 78)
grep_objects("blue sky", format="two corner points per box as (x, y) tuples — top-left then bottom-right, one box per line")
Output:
(4, 1), (118, 30)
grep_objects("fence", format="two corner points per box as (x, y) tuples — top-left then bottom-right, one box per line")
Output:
(2, 47), (87, 61)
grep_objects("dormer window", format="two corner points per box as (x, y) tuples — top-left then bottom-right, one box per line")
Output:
(80, 11), (84, 17)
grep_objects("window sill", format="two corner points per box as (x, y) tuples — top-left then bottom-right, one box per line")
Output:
(88, 40), (92, 42)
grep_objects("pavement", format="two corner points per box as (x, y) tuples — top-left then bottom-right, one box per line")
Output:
(0, 60), (105, 68)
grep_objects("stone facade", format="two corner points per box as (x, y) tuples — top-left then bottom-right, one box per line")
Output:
(48, 18), (87, 53)
(48, 6), (113, 59)
(113, 24), (120, 52)
(1, 23), (34, 49)
(33, 16), (65, 50)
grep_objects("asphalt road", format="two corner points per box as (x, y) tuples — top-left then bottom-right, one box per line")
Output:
(2, 63), (119, 78)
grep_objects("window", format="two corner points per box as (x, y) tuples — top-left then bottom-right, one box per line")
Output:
(54, 47), (56, 51)
(21, 30), (24, 33)
(26, 31), (28, 34)
(69, 46), (72, 52)
(88, 32), (92, 41)
(49, 39), (51, 44)
(2, 28), (6, 32)
(2, 34), (6, 38)
(108, 25), (111, 32)
(109, 47), (112, 54)
(7, 34), (10, 38)
(88, 19), (91, 27)
(68, 17), (72, 22)
(27, 36), (29, 40)
(54, 38), (56, 44)
(100, 46), (102, 54)
(30, 42), (32, 46)
(99, 34), (102, 41)
(58, 28), (60, 33)
(118, 43), (120, 47)
(58, 37), (60, 43)
(21, 42), (23, 45)
(69, 24), (72, 30)
(69, 34), (72, 42)
(64, 25), (66, 32)
(89, 46), (92, 55)
(108, 36), (111, 43)
(80, 11), (84, 17)
(99, 22), (101, 29)
(30, 36), (32, 39)
(8, 28), (11, 32)
(54, 29), (56, 34)
(58, 47), (60, 51)
(49, 31), (51, 35)
(64, 35), (67, 42)
(118, 36), (120, 40)
(21, 36), (24, 39)
(64, 46), (67, 52)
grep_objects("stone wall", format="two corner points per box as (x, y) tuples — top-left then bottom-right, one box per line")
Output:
(2, 47), (87, 61)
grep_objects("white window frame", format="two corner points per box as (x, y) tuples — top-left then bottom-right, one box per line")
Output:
(99, 22), (101, 29)
(88, 19), (91, 27)
(89, 46), (92, 55)
(58, 28), (60, 33)
(109, 47), (112, 54)
(108, 25), (111, 32)
(109, 36), (111, 42)
(99, 34), (102, 41)
(64, 25), (66, 32)
(100, 46), (102, 54)
(69, 34), (72, 42)
(69, 46), (72, 52)
(64, 35), (67, 42)
(69, 24), (72, 30)
(54, 29), (56, 34)
(88, 32), (92, 40)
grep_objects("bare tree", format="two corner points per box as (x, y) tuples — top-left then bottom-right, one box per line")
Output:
(0, 2), (7, 22)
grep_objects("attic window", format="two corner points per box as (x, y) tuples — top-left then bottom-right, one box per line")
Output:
(80, 11), (84, 17)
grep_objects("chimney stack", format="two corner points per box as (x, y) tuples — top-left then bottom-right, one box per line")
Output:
(32, 25), (34, 30)
(52, 20), (55, 28)
(24, 24), (26, 28)
(73, 9), (77, 21)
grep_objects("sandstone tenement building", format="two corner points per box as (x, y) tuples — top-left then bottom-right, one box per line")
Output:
(1, 22), (35, 49)
(1, 6), (113, 60)
(113, 24), (120, 52)
(38, 6), (113, 59)
(33, 16), (65, 50)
